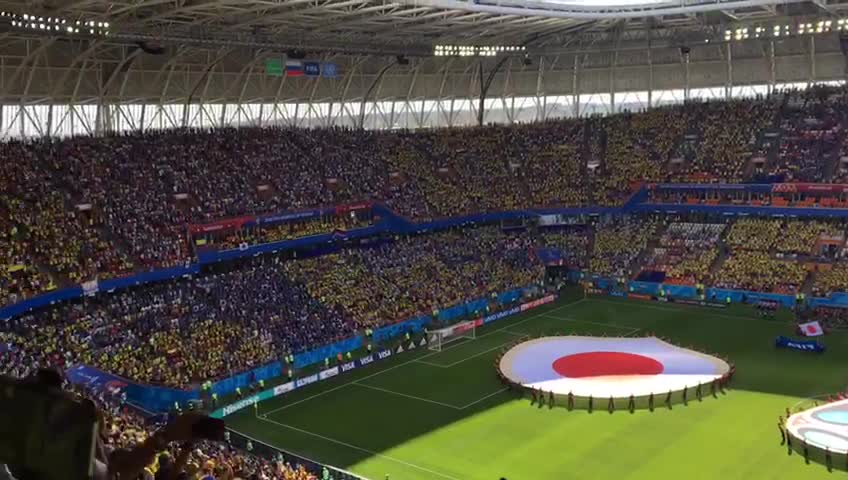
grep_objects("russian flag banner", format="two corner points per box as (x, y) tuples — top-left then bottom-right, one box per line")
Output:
(799, 320), (824, 337)
(285, 60), (304, 76)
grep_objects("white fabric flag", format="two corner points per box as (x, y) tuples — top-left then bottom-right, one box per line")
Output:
(799, 321), (824, 337)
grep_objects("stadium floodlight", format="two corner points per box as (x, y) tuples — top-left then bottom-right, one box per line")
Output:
(433, 44), (525, 57)
(5, 11), (111, 36)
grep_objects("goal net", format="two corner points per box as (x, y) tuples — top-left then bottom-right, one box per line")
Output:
(427, 320), (476, 352)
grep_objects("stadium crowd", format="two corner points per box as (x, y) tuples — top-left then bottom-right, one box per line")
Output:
(769, 87), (846, 183)
(9, 85), (848, 424)
(5, 86), (848, 300)
(590, 219), (657, 277)
(537, 228), (590, 270)
(203, 214), (372, 252)
(0, 226), (548, 388)
(284, 227), (543, 326)
(642, 222), (725, 285)
(812, 264), (848, 297)
(2, 255), (355, 387)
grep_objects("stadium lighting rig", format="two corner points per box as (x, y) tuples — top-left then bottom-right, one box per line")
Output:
(0, 11), (110, 36)
(434, 45), (526, 57)
(721, 18), (848, 43)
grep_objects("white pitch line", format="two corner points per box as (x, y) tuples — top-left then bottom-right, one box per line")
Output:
(588, 297), (791, 325)
(257, 416), (462, 480)
(502, 330), (529, 337)
(461, 387), (509, 410)
(352, 382), (462, 409)
(444, 342), (517, 367)
(262, 337), (480, 416)
(415, 338), (527, 369)
(412, 359), (449, 367)
(527, 314), (640, 335)
(262, 298), (585, 417)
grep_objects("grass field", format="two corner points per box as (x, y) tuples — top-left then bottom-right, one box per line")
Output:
(227, 292), (848, 480)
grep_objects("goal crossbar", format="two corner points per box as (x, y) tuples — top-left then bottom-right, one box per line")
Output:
(427, 320), (476, 352)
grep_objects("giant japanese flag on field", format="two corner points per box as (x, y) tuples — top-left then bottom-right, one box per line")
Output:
(799, 320), (824, 337)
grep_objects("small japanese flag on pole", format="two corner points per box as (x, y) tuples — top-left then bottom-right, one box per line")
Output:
(799, 321), (824, 337)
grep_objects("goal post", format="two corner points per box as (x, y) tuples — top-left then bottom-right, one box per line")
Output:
(427, 320), (477, 352)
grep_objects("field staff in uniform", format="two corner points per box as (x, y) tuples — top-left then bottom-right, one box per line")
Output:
(777, 417), (786, 445)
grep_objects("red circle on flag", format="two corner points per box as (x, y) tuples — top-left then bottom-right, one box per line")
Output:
(552, 351), (665, 378)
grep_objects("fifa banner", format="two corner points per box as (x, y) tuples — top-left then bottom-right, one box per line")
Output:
(67, 364), (199, 413)
(482, 306), (521, 325)
(257, 209), (323, 226)
(211, 351), (391, 418)
(775, 335), (825, 354)
(66, 365), (129, 396)
(519, 295), (556, 312)
(799, 321), (824, 337)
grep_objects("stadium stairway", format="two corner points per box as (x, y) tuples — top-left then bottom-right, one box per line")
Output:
(708, 242), (731, 280)
(745, 93), (786, 181)
(801, 269), (817, 296)
(821, 127), (846, 181)
(627, 231), (662, 280)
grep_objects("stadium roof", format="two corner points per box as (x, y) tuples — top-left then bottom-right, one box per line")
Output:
(4, 0), (848, 56)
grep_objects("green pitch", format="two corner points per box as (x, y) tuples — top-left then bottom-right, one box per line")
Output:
(227, 292), (848, 480)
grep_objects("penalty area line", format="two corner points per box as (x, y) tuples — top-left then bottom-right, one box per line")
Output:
(352, 382), (462, 410)
(537, 314), (642, 334)
(587, 297), (788, 325)
(460, 387), (509, 410)
(257, 416), (462, 480)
